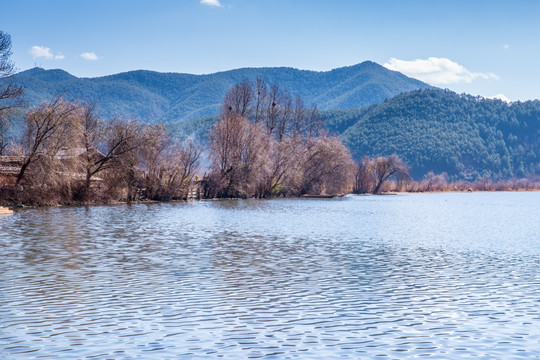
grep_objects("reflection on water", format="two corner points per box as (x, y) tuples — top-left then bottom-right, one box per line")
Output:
(1, 193), (540, 359)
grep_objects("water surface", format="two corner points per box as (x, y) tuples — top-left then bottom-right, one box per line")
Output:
(1, 193), (539, 359)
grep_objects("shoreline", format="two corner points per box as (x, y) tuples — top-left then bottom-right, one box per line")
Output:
(4, 188), (540, 210)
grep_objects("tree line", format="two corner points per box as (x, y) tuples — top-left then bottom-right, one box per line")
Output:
(1, 28), (407, 206)
(6, 30), (534, 207)
(1, 98), (202, 205)
(338, 89), (540, 180)
(204, 79), (355, 198)
(0, 89), (411, 206)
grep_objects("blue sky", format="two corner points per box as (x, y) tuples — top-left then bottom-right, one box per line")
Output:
(3, 0), (540, 101)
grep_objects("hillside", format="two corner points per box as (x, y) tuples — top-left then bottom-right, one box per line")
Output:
(10, 64), (539, 181)
(335, 89), (540, 180)
(10, 62), (431, 123)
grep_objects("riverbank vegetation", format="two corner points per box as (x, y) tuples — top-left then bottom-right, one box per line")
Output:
(170, 89), (540, 183)
(1, 86), (538, 206)
(0, 73), (356, 205)
(1, 30), (539, 207)
(337, 89), (540, 180)
(353, 168), (540, 194)
(1, 92), (536, 207)
(1, 98), (202, 206)
(204, 80), (354, 198)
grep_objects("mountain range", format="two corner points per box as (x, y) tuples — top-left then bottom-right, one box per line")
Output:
(10, 61), (431, 123)
(168, 89), (540, 180)
(7, 62), (540, 180)
(333, 90), (540, 179)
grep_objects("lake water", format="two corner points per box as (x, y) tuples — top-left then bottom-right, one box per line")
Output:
(1, 192), (539, 359)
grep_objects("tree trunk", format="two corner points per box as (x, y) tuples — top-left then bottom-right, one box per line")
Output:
(15, 159), (30, 187)
(84, 168), (92, 201)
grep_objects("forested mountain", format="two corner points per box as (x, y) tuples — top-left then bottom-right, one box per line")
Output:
(9, 64), (540, 181)
(10, 61), (431, 123)
(334, 89), (540, 180)
(170, 89), (540, 181)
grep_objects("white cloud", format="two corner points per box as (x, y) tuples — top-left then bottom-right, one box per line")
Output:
(30, 45), (64, 60)
(80, 52), (99, 61)
(30, 46), (53, 59)
(383, 57), (498, 85)
(487, 94), (511, 103)
(503, 44), (510, 50)
(29, 45), (58, 59)
(201, 0), (222, 7)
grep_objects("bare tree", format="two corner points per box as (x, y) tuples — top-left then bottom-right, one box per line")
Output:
(258, 135), (303, 197)
(139, 124), (170, 199)
(0, 31), (23, 154)
(353, 156), (375, 194)
(74, 103), (103, 199)
(264, 84), (281, 135)
(298, 136), (354, 195)
(0, 31), (23, 111)
(208, 113), (273, 198)
(206, 80), (349, 198)
(421, 171), (448, 192)
(222, 80), (253, 118)
(165, 139), (202, 198)
(372, 154), (409, 194)
(76, 111), (149, 201)
(0, 113), (10, 155)
(103, 120), (150, 203)
(221, 79), (322, 140)
(305, 105), (322, 138)
(276, 91), (292, 142)
(291, 95), (306, 137)
(253, 78), (267, 124)
(16, 98), (78, 186)
(140, 126), (202, 200)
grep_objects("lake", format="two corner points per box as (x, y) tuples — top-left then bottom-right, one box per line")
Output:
(1, 192), (539, 359)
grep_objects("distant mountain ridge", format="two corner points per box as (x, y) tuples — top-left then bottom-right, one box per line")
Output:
(333, 89), (540, 179)
(10, 61), (432, 123)
(169, 89), (540, 180)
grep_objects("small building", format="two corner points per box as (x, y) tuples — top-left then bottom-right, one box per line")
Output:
(0, 155), (24, 187)
(0, 147), (107, 188)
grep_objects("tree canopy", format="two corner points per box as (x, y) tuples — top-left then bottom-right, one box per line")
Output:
(337, 89), (540, 180)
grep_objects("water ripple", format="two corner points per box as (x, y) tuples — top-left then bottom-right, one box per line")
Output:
(1, 193), (540, 359)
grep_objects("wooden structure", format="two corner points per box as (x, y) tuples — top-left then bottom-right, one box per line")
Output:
(0, 206), (13, 215)
(186, 181), (202, 200)
(0, 155), (24, 187)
